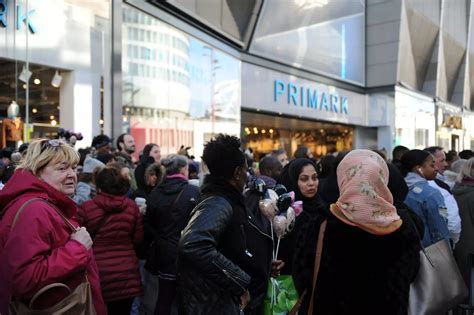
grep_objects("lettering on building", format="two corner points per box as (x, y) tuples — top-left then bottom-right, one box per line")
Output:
(274, 80), (348, 114)
(0, 0), (36, 34)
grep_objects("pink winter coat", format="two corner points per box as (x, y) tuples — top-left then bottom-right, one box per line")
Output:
(0, 169), (107, 315)
(78, 192), (143, 302)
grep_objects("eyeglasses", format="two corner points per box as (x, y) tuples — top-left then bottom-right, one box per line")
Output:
(40, 139), (62, 153)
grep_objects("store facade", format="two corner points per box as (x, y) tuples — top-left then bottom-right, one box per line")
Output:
(0, 0), (111, 147)
(241, 62), (393, 158)
(2, 0), (472, 156)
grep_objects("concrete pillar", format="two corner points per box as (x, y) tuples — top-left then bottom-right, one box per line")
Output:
(60, 71), (101, 148)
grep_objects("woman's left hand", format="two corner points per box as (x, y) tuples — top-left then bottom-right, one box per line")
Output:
(271, 260), (285, 278)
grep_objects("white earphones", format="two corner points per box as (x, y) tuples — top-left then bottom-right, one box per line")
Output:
(417, 168), (425, 177)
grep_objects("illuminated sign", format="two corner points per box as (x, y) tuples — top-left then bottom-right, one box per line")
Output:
(274, 80), (348, 114)
(0, 0), (36, 34)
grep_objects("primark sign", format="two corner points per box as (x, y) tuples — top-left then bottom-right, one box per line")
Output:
(0, 0), (37, 34)
(274, 80), (349, 114)
(242, 63), (367, 126)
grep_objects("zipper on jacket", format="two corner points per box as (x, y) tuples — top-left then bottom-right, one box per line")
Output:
(240, 224), (253, 258)
(212, 260), (247, 292)
(247, 216), (273, 241)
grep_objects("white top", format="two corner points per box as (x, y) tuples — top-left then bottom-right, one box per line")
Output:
(428, 180), (461, 244)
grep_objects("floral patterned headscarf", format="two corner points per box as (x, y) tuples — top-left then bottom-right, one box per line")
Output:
(330, 149), (402, 235)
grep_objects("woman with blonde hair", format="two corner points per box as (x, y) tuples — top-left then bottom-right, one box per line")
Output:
(0, 139), (106, 314)
(453, 158), (474, 286)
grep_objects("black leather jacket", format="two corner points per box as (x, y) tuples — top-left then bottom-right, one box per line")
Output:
(177, 175), (273, 315)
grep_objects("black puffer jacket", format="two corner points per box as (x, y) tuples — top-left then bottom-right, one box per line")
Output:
(177, 175), (273, 315)
(145, 176), (199, 278)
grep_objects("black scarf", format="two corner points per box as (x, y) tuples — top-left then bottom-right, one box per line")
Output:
(278, 158), (324, 216)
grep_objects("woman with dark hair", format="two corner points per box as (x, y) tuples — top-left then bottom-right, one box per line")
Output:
(78, 163), (144, 315)
(177, 134), (272, 314)
(144, 154), (199, 315)
(131, 163), (164, 200)
(135, 143), (161, 192)
(277, 158), (326, 277)
(400, 149), (450, 247)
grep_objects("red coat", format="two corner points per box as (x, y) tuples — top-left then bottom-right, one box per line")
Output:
(78, 192), (143, 302)
(0, 170), (107, 315)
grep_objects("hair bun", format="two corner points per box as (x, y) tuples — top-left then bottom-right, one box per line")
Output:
(161, 158), (173, 167)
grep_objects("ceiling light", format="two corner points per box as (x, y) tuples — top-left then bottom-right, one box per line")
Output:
(22, 84), (27, 89)
(51, 119), (57, 126)
(262, 129), (266, 134)
(269, 129), (274, 134)
(99, 119), (104, 125)
(253, 127), (258, 134)
(50, 115), (55, 120)
(33, 78), (41, 85)
(51, 71), (62, 88)
(19, 66), (32, 83)
(32, 108), (37, 113)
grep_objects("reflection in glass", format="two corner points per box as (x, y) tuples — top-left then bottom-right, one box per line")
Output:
(122, 4), (241, 159)
(250, 0), (365, 84)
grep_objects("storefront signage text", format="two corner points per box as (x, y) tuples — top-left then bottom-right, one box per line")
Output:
(274, 80), (348, 114)
(0, 1), (36, 34)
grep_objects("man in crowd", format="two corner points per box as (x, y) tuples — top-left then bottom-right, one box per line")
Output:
(270, 148), (289, 167)
(116, 133), (137, 190)
(425, 146), (461, 244)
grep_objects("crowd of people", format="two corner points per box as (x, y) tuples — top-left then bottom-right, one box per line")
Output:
(0, 132), (473, 315)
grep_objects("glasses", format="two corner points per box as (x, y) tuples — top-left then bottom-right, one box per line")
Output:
(40, 139), (62, 153)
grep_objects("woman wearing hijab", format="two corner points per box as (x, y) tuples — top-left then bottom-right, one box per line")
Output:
(277, 158), (326, 282)
(295, 150), (420, 315)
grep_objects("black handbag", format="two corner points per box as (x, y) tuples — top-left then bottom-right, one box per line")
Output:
(144, 186), (188, 275)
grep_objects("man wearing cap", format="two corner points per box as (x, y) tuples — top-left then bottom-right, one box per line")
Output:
(91, 134), (112, 156)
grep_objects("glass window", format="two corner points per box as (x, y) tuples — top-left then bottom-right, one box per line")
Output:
(122, 4), (241, 159)
(0, 0), (111, 143)
(165, 0), (260, 43)
(250, 0), (365, 84)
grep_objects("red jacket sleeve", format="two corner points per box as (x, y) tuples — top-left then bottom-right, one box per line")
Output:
(5, 203), (92, 297)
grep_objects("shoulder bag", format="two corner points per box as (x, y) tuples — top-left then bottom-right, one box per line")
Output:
(407, 214), (467, 315)
(8, 198), (96, 315)
(288, 219), (327, 315)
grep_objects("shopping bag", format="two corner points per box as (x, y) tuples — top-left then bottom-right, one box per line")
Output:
(263, 275), (299, 315)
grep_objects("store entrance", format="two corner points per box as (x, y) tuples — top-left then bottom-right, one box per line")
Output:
(0, 59), (60, 146)
(241, 111), (353, 160)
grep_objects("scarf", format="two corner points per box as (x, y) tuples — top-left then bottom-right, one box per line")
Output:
(278, 158), (322, 215)
(331, 149), (402, 235)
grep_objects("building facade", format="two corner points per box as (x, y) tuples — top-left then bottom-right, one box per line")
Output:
(1, 0), (473, 158)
